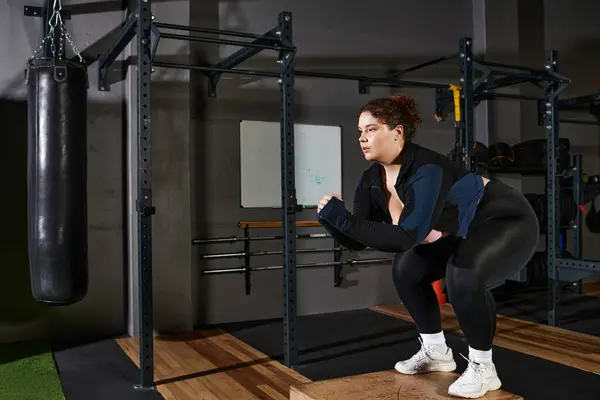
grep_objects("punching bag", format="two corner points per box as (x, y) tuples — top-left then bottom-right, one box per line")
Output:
(26, 57), (88, 305)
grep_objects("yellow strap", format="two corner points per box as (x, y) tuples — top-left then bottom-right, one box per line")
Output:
(449, 84), (461, 122)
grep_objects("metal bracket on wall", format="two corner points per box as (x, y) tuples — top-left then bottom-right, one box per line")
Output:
(205, 28), (288, 97)
(97, 10), (138, 91)
(24, 5), (71, 19)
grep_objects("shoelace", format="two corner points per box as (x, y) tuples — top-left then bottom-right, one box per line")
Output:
(413, 338), (433, 361)
(457, 353), (486, 384)
(410, 338), (445, 364)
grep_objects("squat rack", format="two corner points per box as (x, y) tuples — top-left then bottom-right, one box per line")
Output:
(546, 93), (600, 326)
(429, 47), (600, 326)
(96, 4), (457, 390)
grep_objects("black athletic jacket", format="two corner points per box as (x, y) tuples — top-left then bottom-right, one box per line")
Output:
(317, 141), (485, 253)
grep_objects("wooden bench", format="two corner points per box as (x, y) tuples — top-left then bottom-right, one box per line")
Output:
(290, 370), (522, 400)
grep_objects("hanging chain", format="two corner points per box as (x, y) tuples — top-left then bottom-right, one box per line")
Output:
(30, 0), (83, 63)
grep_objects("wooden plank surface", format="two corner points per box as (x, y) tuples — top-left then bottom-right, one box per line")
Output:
(238, 221), (321, 229)
(372, 303), (600, 375)
(290, 370), (522, 400)
(116, 329), (311, 400)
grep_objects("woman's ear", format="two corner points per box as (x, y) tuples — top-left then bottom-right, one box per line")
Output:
(394, 125), (404, 141)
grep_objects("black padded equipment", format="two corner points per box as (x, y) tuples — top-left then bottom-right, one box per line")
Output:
(523, 192), (577, 227)
(585, 198), (600, 233)
(26, 58), (88, 305)
(526, 250), (574, 286)
(487, 142), (514, 169)
(447, 141), (489, 172)
(512, 138), (571, 170)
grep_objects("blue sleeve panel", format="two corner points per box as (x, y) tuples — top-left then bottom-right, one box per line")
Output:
(446, 172), (485, 237)
(317, 164), (444, 253)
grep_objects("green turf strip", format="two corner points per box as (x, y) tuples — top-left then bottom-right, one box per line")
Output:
(0, 341), (65, 400)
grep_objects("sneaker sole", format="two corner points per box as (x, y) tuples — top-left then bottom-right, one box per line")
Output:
(447, 377), (502, 399)
(395, 361), (457, 375)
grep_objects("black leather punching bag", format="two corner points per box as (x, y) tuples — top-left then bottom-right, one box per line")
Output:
(26, 57), (88, 305)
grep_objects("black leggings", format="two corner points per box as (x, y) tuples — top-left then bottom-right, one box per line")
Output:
(392, 179), (539, 351)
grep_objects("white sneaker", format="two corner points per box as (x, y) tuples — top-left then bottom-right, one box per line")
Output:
(448, 354), (502, 399)
(394, 339), (457, 375)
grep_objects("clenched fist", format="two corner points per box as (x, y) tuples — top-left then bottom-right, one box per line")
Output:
(317, 194), (342, 213)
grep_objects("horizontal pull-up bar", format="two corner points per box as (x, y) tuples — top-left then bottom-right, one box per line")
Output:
(152, 61), (280, 78)
(159, 32), (294, 52)
(558, 93), (600, 108)
(489, 69), (569, 84)
(153, 22), (269, 40)
(386, 54), (459, 78)
(151, 62), (449, 90)
(560, 119), (600, 126)
(295, 70), (448, 89)
(477, 60), (553, 75)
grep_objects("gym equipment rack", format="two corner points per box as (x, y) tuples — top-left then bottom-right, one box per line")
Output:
(96, 4), (465, 391)
(545, 93), (600, 325)
(430, 48), (600, 327)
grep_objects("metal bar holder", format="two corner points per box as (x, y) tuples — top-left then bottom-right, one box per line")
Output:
(333, 239), (343, 287)
(244, 227), (251, 295)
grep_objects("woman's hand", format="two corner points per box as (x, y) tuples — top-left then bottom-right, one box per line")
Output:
(317, 194), (342, 213)
(420, 229), (449, 244)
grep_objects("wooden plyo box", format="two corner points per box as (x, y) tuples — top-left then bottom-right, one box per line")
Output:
(290, 370), (523, 400)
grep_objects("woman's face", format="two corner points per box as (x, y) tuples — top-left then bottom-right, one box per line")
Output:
(358, 111), (403, 164)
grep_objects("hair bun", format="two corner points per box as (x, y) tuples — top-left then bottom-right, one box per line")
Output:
(389, 93), (424, 125)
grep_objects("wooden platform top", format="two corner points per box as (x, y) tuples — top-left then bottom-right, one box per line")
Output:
(290, 370), (522, 400)
(238, 221), (321, 229)
(372, 303), (600, 376)
(117, 329), (310, 400)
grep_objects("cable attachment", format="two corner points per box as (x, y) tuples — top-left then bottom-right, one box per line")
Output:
(449, 84), (462, 123)
(29, 0), (83, 63)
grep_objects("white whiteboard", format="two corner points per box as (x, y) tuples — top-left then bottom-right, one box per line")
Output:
(240, 120), (343, 208)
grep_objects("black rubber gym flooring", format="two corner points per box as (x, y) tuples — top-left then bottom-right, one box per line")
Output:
(224, 307), (600, 400)
(53, 339), (163, 400)
(52, 285), (600, 400)
(494, 282), (600, 336)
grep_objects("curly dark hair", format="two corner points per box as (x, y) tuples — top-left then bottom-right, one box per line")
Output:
(359, 93), (424, 141)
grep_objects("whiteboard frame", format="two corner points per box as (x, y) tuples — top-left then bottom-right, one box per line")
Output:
(238, 119), (344, 209)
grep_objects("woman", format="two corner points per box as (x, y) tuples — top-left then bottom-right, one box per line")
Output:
(316, 93), (539, 399)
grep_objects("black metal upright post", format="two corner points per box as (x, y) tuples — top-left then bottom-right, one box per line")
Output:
(573, 155), (583, 260)
(572, 154), (583, 296)
(278, 11), (298, 368)
(136, 0), (156, 391)
(459, 37), (475, 172)
(544, 50), (560, 327)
